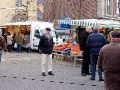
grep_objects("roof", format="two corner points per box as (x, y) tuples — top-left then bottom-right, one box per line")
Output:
(6, 21), (55, 30)
(6, 21), (52, 26)
(0, 26), (6, 28)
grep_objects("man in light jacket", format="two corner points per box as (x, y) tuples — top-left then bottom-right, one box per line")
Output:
(38, 28), (54, 76)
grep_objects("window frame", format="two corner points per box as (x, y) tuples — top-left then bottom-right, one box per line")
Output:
(105, 0), (113, 16)
(34, 29), (40, 38)
(16, 0), (22, 7)
(116, 0), (120, 17)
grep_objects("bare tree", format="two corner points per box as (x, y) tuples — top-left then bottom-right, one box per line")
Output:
(43, 0), (97, 22)
(43, 0), (81, 22)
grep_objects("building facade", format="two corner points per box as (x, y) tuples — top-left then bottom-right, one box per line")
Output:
(11, 0), (38, 22)
(0, 0), (120, 26)
(37, 0), (44, 21)
(43, 0), (82, 22)
(43, 0), (98, 22)
(44, 0), (120, 22)
(0, 0), (16, 26)
(0, 0), (44, 26)
(97, 0), (120, 20)
(81, 0), (97, 19)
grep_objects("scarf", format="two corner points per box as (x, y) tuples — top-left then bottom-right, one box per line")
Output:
(111, 38), (120, 43)
(44, 33), (52, 39)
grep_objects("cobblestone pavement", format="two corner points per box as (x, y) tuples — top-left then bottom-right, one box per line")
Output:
(0, 52), (105, 90)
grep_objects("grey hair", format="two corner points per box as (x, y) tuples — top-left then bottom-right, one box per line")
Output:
(93, 27), (99, 32)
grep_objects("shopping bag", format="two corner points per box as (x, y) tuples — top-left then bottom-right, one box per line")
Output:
(14, 43), (17, 48)
(1, 52), (6, 61)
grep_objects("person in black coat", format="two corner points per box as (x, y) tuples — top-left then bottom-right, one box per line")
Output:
(38, 28), (54, 76)
(76, 26), (92, 76)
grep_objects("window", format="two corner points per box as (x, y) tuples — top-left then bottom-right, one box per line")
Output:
(34, 29), (40, 38)
(106, 0), (113, 15)
(117, 0), (120, 17)
(16, 0), (22, 7)
(37, 0), (43, 4)
(37, 9), (43, 21)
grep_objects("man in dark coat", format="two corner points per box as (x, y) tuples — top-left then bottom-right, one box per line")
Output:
(0, 29), (7, 61)
(86, 27), (107, 81)
(77, 26), (91, 76)
(98, 31), (120, 90)
(38, 28), (54, 76)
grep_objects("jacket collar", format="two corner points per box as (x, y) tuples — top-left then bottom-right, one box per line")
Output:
(111, 38), (120, 43)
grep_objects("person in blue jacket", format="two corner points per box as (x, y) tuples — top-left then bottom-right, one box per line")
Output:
(86, 27), (107, 81)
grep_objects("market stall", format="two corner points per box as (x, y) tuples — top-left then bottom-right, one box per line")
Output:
(6, 22), (31, 35)
(54, 19), (120, 62)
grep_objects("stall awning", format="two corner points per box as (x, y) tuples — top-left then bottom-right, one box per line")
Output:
(58, 19), (99, 27)
(0, 26), (6, 28)
(58, 19), (120, 28)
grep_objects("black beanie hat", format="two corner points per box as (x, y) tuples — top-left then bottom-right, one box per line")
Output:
(111, 30), (120, 38)
(46, 28), (51, 31)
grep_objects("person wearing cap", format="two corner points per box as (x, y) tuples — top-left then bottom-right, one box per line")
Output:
(98, 31), (120, 90)
(38, 28), (54, 76)
(86, 27), (107, 81)
(0, 29), (7, 61)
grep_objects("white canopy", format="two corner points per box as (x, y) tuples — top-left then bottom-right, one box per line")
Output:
(58, 19), (120, 28)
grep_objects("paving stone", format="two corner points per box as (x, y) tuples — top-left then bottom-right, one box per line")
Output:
(0, 52), (105, 90)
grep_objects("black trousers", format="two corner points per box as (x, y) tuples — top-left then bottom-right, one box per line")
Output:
(7, 45), (12, 52)
(81, 50), (90, 74)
